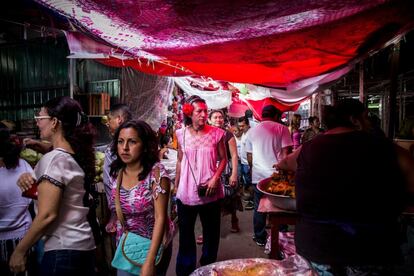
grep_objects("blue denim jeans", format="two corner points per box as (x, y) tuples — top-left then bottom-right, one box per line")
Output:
(238, 162), (252, 188)
(253, 184), (267, 242)
(40, 249), (95, 276)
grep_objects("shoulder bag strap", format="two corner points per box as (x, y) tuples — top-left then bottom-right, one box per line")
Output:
(115, 169), (126, 229)
(117, 166), (165, 267)
(154, 165), (161, 185)
(183, 127), (199, 186)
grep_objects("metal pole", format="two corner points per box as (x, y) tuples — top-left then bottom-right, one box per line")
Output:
(69, 59), (76, 99)
(318, 92), (322, 120)
(402, 81), (406, 122)
(359, 61), (364, 103)
(387, 42), (400, 138)
(310, 94), (314, 116)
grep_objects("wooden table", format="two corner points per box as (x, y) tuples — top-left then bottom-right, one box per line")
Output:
(258, 196), (298, 260)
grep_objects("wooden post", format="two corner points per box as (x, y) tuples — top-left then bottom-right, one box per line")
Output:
(387, 42), (400, 138)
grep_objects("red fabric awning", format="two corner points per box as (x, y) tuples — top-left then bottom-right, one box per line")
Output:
(46, 0), (414, 110)
(40, 0), (414, 86)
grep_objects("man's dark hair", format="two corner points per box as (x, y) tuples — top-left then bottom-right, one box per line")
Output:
(0, 126), (20, 169)
(238, 116), (249, 125)
(186, 95), (205, 105)
(159, 134), (171, 148)
(245, 109), (253, 119)
(308, 116), (317, 125)
(262, 105), (281, 119)
(322, 99), (366, 130)
(110, 103), (132, 121)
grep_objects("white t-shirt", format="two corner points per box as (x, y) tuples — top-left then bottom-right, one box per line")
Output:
(248, 118), (259, 128)
(0, 159), (33, 240)
(103, 143), (116, 204)
(245, 121), (292, 183)
(239, 131), (249, 165)
(235, 136), (242, 161)
(34, 148), (95, 251)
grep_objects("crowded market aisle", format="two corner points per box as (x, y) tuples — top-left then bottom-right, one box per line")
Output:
(166, 208), (268, 275)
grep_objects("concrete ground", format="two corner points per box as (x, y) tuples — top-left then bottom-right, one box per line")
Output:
(166, 208), (267, 276)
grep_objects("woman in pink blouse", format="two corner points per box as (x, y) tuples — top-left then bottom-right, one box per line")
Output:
(174, 96), (227, 276)
(109, 120), (172, 276)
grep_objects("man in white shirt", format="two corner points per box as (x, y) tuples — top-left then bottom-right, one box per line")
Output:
(245, 109), (259, 128)
(245, 105), (292, 246)
(103, 104), (132, 202)
(237, 116), (254, 210)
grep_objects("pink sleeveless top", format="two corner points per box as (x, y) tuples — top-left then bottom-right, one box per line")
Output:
(176, 125), (225, 205)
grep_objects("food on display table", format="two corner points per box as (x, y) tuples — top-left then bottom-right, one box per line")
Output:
(190, 256), (316, 276)
(211, 263), (271, 276)
(265, 171), (295, 198)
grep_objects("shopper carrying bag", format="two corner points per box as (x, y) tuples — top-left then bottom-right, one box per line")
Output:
(112, 167), (166, 275)
(107, 120), (173, 276)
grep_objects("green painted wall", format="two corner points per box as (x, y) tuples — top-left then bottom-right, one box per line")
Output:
(0, 37), (69, 121)
(0, 38), (122, 130)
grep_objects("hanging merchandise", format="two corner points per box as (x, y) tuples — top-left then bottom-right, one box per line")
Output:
(174, 77), (232, 109)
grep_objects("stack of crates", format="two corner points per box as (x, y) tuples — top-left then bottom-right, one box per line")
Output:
(88, 93), (110, 115)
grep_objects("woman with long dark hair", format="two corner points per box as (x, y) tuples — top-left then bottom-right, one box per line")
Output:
(0, 126), (35, 276)
(208, 110), (241, 233)
(109, 120), (172, 276)
(10, 96), (97, 275)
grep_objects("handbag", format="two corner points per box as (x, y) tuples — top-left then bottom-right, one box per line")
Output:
(111, 167), (164, 275)
(222, 173), (235, 197)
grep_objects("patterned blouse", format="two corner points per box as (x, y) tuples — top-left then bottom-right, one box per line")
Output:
(109, 162), (170, 242)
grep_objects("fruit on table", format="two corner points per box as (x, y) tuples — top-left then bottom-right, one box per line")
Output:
(94, 151), (105, 182)
(20, 148), (42, 167)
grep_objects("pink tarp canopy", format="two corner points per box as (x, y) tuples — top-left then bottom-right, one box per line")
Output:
(65, 30), (302, 114)
(39, 0), (414, 107)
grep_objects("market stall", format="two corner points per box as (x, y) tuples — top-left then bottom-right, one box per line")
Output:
(2, 1), (414, 276)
